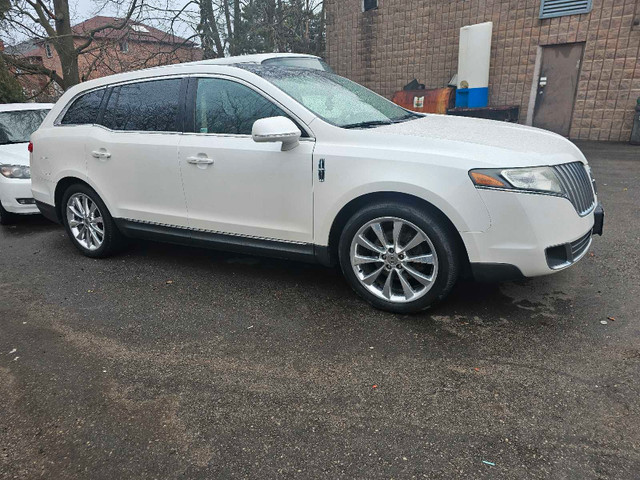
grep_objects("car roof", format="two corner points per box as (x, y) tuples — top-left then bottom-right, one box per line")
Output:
(62, 54), (328, 96)
(0, 103), (55, 112)
(190, 53), (322, 67)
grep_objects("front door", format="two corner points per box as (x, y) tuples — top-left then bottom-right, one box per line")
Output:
(533, 43), (584, 136)
(178, 77), (314, 244)
(86, 77), (189, 227)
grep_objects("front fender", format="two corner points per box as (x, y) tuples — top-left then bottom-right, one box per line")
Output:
(314, 180), (491, 247)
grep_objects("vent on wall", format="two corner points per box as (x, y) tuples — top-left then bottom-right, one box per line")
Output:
(539, 0), (592, 19)
(363, 0), (378, 12)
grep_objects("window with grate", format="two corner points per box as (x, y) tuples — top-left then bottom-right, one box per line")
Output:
(363, 0), (378, 12)
(539, 0), (592, 19)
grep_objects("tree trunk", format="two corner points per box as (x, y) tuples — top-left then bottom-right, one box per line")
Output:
(52, 0), (79, 88)
(275, 0), (283, 52)
(223, 0), (233, 53)
(199, 0), (225, 59)
(315, 0), (325, 56)
(232, 0), (242, 56)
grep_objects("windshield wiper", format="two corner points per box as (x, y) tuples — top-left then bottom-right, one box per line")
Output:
(341, 120), (393, 129)
(391, 113), (421, 123)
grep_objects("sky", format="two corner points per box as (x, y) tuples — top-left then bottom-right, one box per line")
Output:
(70, 0), (121, 24)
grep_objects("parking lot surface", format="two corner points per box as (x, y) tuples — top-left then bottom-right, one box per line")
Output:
(1, 141), (639, 479)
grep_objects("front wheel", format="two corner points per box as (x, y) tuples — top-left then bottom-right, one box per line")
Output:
(338, 203), (461, 314)
(61, 184), (125, 258)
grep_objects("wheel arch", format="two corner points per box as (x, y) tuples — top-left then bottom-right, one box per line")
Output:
(324, 191), (471, 273)
(54, 177), (95, 223)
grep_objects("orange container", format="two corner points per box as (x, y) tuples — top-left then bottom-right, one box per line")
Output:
(392, 87), (456, 114)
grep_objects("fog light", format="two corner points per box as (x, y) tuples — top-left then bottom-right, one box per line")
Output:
(17, 198), (35, 205)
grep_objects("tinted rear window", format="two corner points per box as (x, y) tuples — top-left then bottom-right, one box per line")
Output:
(102, 78), (182, 132)
(61, 89), (105, 125)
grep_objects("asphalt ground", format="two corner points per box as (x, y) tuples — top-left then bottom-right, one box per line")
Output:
(1, 141), (638, 479)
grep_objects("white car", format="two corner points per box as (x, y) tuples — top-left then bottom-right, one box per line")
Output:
(193, 53), (334, 72)
(0, 103), (53, 224)
(30, 61), (603, 313)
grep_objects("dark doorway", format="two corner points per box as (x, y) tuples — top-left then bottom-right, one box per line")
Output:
(533, 43), (584, 136)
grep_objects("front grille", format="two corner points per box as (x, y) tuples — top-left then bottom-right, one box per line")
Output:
(553, 162), (596, 216)
(546, 230), (593, 269)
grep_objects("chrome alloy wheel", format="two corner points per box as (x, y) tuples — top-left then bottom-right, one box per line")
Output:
(349, 217), (439, 303)
(66, 193), (105, 251)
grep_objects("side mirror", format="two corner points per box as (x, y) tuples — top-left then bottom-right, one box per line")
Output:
(252, 116), (301, 151)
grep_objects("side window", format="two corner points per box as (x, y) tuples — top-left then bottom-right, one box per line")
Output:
(194, 78), (291, 135)
(102, 78), (181, 132)
(60, 89), (105, 125)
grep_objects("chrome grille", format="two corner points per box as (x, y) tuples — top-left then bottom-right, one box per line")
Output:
(553, 162), (596, 216)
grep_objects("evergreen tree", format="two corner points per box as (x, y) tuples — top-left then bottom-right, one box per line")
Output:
(0, 59), (25, 103)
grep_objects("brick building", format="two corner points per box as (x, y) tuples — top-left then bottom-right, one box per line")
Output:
(8, 16), (201, 101)
(325, 0), (640, 141)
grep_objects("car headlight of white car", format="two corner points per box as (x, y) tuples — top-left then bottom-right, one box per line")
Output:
(0, 164), (31, 179)
(469, 166), (563, 195)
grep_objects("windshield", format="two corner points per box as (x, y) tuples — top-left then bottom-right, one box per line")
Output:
(261, 57), (335, 73)
(249, 67), (419, 128)
(0, 109), (50, 145)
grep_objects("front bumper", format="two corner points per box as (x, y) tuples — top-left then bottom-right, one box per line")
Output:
(592, 203), (604, 236)
(0, 177), (39, 215)
(462, 189), (601, 279)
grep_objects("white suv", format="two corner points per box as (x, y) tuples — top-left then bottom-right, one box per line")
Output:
(0, 103), (53, 224)
(30, 60), (603, 313)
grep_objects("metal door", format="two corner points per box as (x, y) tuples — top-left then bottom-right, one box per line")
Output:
(533, 43), (584, 136)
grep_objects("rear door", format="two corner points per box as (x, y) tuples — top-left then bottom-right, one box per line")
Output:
(533, 43), (584, 136)
(86, 77), (189, 227)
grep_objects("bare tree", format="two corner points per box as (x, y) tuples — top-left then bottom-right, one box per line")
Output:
(1, 0), (142, 89)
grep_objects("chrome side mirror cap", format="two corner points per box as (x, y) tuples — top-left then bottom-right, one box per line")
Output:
(252, 116), (301, 151)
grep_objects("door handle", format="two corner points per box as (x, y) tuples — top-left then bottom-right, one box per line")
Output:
(186, 156), (214, 165)
(91, 150), (111, 159)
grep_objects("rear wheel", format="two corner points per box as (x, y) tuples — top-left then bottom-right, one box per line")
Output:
(0, 202), (17, 226)
(61, 184), (125, 258)
(338, 203), (461, 313)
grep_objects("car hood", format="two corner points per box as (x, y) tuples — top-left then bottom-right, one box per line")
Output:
(0, 143), (30, 167)
(371, 114), (586, 168)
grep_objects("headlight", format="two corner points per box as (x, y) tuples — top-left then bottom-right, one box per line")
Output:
(469, 166), (563, 195)
(0, 165), (31, 179)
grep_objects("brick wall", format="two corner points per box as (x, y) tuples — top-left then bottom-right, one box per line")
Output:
(325, 0), (640, 141)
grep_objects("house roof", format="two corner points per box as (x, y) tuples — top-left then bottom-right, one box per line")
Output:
(4, 39), (40, 57)
(72, 16), (195, 47)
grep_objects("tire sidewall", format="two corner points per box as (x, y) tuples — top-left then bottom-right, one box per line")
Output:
(61, 184), (119, 258)
(338, 203), (460, 314)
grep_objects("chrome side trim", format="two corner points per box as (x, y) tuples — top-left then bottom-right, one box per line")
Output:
(121, 217), (309, 245)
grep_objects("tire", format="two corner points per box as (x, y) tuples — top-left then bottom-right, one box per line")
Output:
(0, 202), (17, 226)
(338, 202), (461, 314)
(61, 184), (126, 258)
